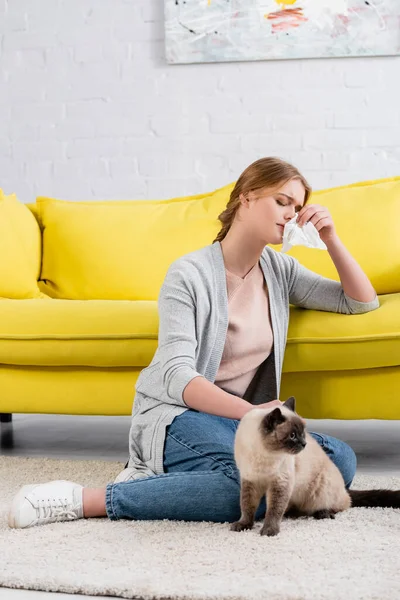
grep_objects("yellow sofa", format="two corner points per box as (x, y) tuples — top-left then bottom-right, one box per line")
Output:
(0, 178), (399, 421)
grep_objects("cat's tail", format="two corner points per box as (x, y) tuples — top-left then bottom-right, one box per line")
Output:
(349, 489), (400, 509)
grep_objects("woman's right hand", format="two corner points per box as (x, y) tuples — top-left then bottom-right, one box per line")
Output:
(250, 399), (305, 423)
(238, 399), (283, 419)
(252, 399), (283, 411)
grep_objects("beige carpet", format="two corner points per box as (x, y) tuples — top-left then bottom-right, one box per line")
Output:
(0, 456), (399, 600)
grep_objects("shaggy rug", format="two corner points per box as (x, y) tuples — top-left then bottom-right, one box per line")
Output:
(0, 456), (399, 600)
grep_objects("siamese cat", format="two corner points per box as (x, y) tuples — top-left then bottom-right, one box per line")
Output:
(231, 397), (400, 537)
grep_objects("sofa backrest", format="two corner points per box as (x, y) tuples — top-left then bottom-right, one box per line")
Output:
(34, 184), (233, 300)
(27, 176), (400, 300)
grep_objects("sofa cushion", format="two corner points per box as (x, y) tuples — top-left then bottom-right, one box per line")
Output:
(0, 294), (398, 372)
(272, 176), (400, 295)
(0, 299), (158, 367)
(284, 293), (400, 373)
(37, 184), (233, 300)
(0, 190), (43, 299)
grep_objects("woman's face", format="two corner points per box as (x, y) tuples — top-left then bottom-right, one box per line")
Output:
(239, 178), (306, 246)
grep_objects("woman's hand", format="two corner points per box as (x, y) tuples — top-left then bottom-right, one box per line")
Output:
(253, 399), (283, 411)
(297, 203), (337, 245)
(297, 203), (377, 303)
(252, 399), (306, 424)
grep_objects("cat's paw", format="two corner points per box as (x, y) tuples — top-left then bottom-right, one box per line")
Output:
(312, 509), (336, 520)
(230, 520), (253, 532)
(260, 523), (280, 537)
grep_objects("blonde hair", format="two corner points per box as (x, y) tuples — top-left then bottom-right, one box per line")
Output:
(214, 157), (312, 243)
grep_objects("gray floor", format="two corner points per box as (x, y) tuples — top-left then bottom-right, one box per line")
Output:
(1, 413), (399, 472)
(1, 414), (399, 599)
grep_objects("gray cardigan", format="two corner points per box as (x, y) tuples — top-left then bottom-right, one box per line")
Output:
(127, 242), (379, 477)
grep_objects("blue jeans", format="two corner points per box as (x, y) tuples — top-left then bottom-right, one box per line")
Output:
(105, 410), (357, 522)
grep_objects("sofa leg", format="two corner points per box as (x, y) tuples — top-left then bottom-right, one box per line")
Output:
(0, 413), (12, 423)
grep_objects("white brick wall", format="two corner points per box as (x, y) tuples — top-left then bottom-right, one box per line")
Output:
(0, 0), (399, 202)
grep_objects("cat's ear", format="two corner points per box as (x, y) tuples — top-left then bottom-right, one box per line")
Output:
(263, 408), (286, 432)
(283, 396), (296, 412)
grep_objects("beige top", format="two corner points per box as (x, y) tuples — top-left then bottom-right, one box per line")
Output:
(214, 261), (274, 398)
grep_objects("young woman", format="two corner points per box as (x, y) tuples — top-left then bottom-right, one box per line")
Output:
(8, 157), (379, 529)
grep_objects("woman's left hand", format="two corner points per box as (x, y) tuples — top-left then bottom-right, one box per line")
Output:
(297, 204), (337, 245)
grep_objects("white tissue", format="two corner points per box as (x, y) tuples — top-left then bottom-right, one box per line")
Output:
(281, 215), (327, 253)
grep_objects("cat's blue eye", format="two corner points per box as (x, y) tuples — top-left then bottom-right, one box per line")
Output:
(290, 432), (296, 440)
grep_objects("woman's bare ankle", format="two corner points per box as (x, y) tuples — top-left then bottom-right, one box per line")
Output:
(82, 488), (107, 518)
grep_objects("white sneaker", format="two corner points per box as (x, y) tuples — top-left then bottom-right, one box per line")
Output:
(114, 467), (149, 483)
(8, 480), (84, 529)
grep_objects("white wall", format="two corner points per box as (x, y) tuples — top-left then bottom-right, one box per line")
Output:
(0, 0), (399, 203)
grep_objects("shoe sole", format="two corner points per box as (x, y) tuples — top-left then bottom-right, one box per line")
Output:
(8, 484), (37, 529)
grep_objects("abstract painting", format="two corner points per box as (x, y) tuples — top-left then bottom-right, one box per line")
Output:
(164, 0), (400, 64)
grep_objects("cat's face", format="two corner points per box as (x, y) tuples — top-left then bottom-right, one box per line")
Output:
(260, 398), (307, 455)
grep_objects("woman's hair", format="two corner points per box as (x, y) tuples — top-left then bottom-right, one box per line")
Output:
(213, 157), (312, 243)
